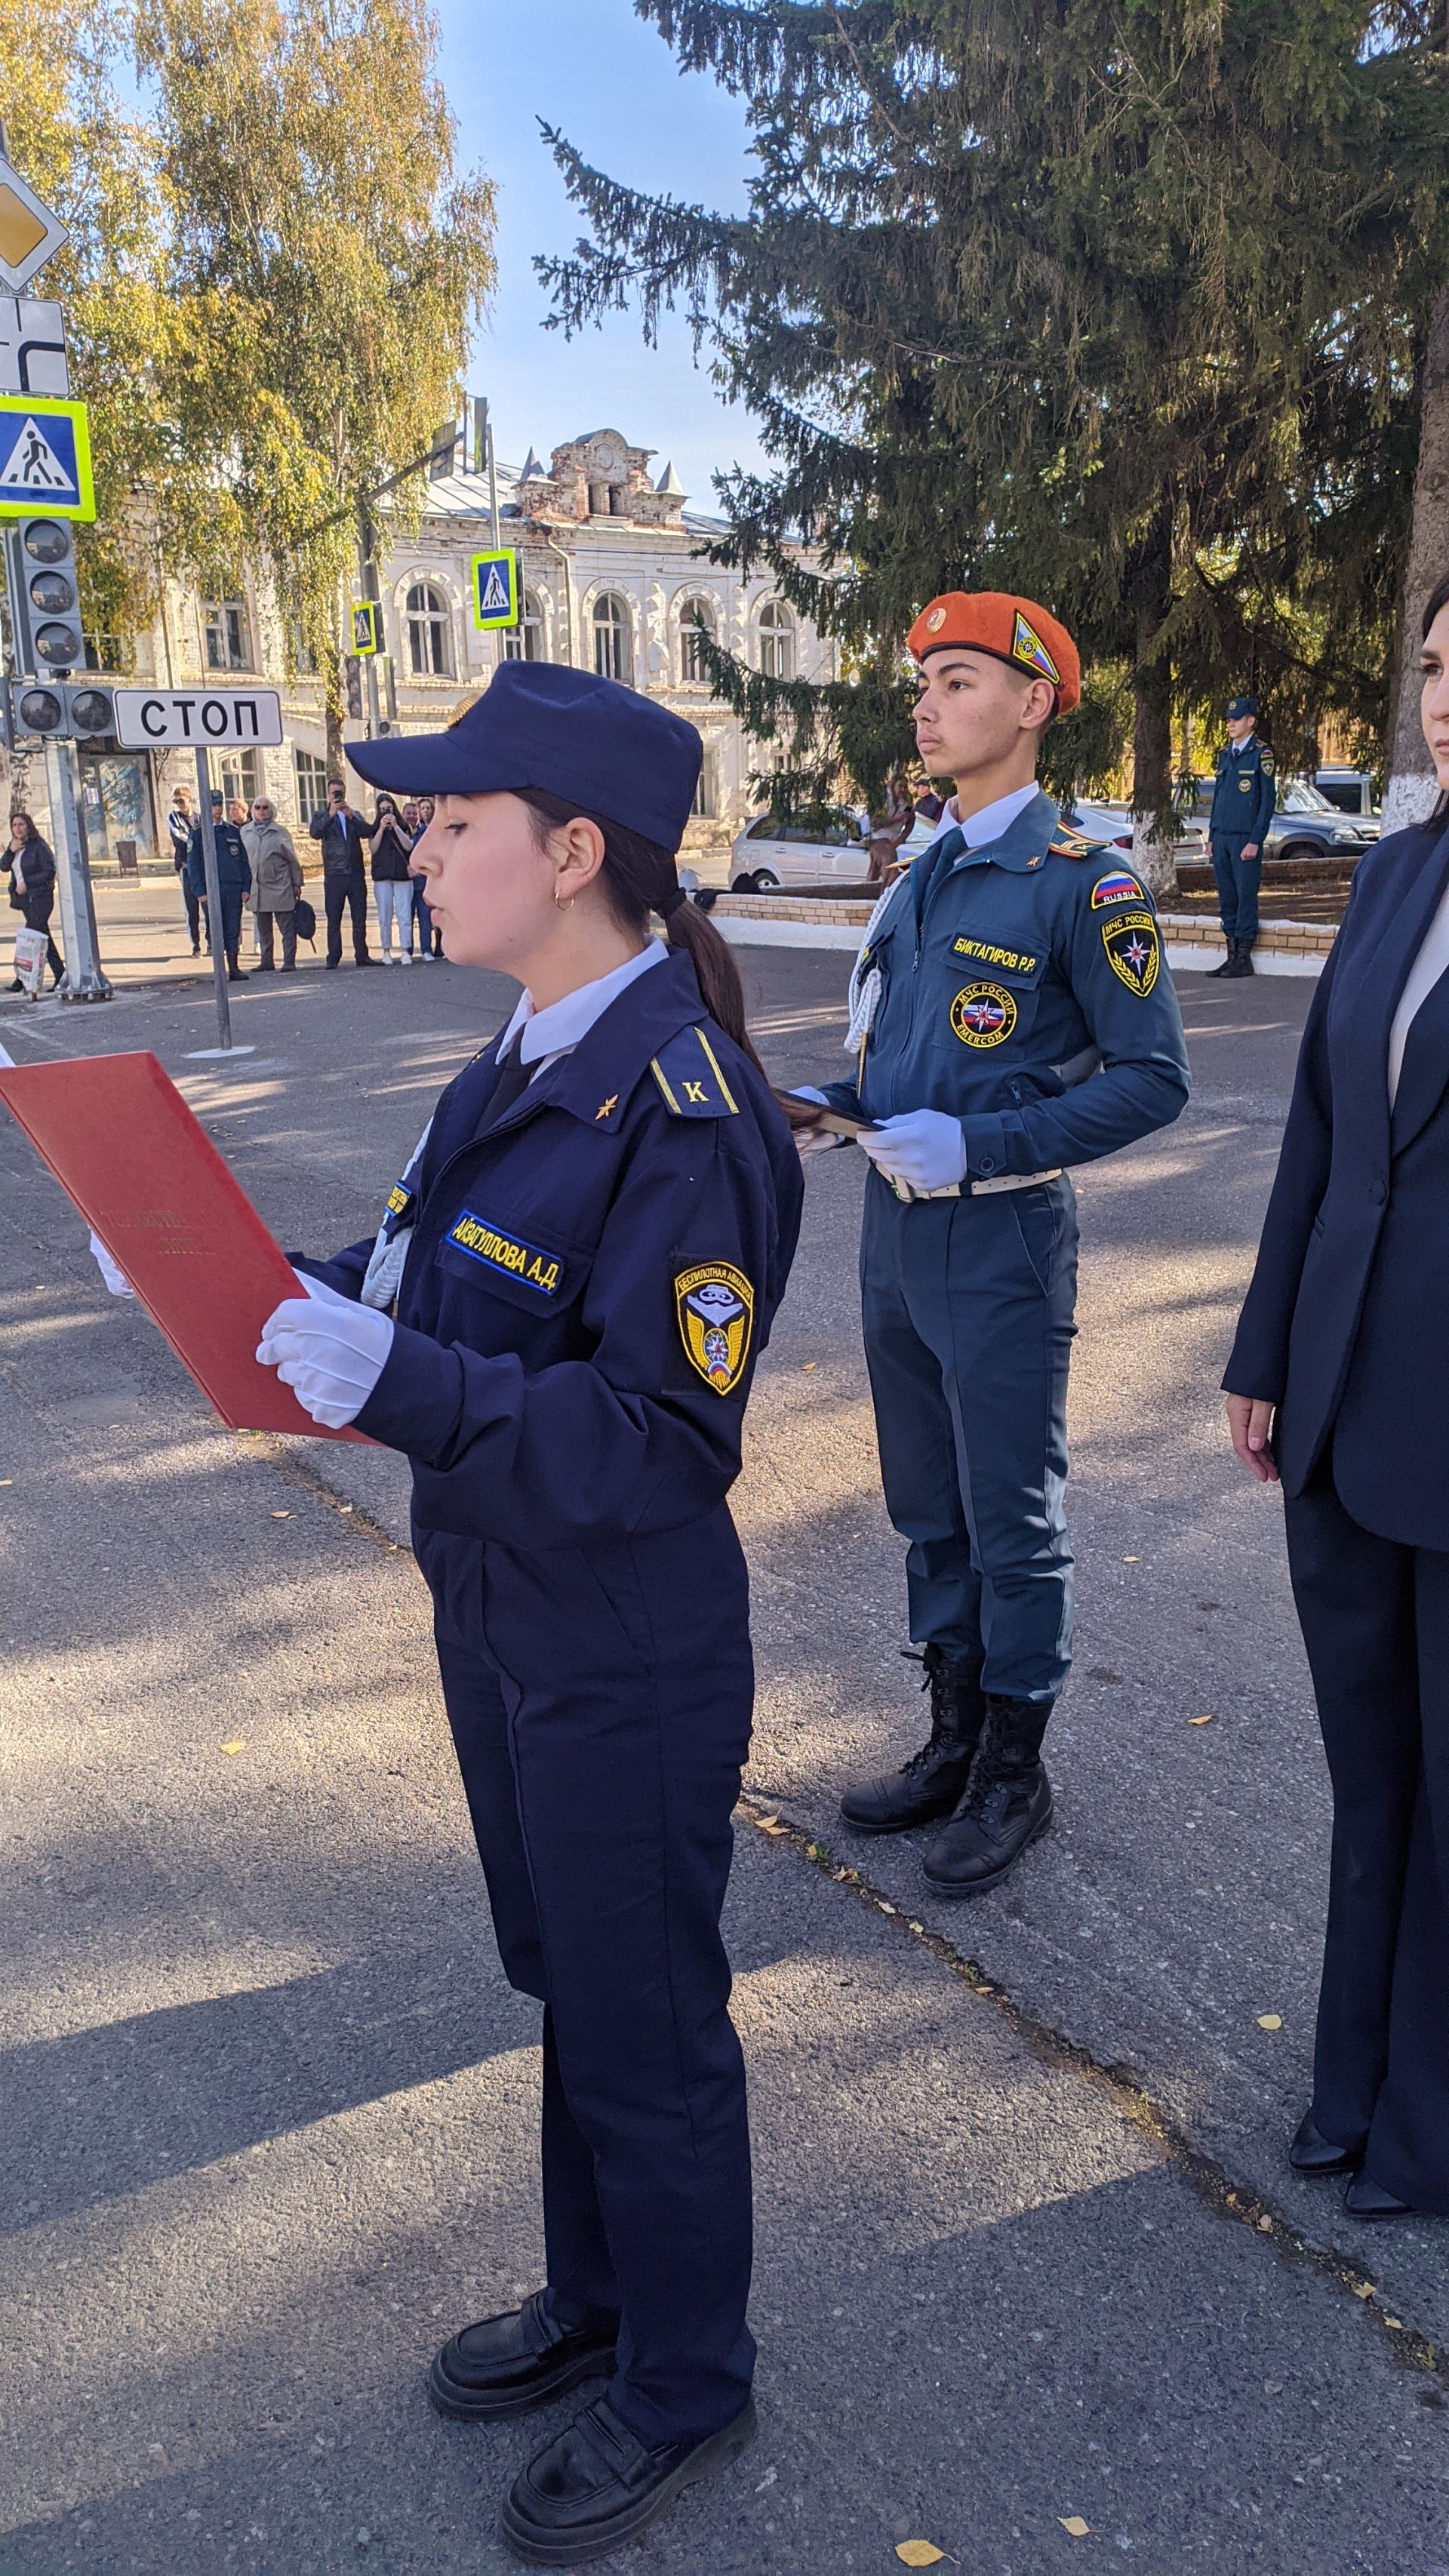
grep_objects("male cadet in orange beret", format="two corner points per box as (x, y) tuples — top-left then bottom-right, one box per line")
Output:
(793, 593), (1190, 1897)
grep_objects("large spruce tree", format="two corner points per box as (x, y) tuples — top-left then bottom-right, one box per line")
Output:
(543, 0), (1448, 885)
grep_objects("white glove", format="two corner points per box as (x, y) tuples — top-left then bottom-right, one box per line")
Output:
(295, 1267), (359, 1310)
(91, 1230), (136, 1297)
(857, 1109), (968, 1192)
(256, 1294), (395, 1428)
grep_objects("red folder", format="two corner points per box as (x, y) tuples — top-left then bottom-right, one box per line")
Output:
(0, 1048), (368, 1439)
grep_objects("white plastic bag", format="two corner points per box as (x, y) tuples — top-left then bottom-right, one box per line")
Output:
(12, 926), (46, 997)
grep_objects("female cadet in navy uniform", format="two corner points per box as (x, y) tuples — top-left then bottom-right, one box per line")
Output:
(1224, 572), (1449, 2221)
(255, 664), (803, 2562)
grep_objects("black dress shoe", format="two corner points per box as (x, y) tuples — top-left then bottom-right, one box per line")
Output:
(1344, 2171), (1414, 2219)
(839, 1645), (986, 1833)
(922, 1694), (1054, 1898)
(1287, 2110), (1361, 2177)
(501, 2391), (756, 2567)
(429, 2289), (617, 2423)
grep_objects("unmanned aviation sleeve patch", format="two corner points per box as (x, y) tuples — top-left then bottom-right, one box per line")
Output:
(675, 1261), (755, 1394)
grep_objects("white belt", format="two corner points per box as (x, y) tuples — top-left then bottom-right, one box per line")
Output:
(887, 1167), (1062, 1205)
(971, 1168), (1062, 1196)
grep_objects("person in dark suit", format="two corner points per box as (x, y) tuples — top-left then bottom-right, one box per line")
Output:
(1223, 568), (1449, 2221)
(309, 779), (372, 968)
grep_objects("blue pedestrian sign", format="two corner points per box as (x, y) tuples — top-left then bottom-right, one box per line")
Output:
(0, 393), (94, 520)
(470, 546), (518, 629)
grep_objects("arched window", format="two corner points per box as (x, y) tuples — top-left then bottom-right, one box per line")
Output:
(405, 580), (453, 678)
(679, 596), (716, 686)
(592, 592), (632, 685)
(501, 589), (544, 663)
(757, 599), (794, 680)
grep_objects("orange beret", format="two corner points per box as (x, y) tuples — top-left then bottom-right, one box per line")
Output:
(907, 591), (1081, 716)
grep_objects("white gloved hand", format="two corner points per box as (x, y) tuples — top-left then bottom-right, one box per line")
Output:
(857, 1109), (968, 1192)
(256, 1294), (395, 1428)
(91, 1230), (135, 1297)
(294, 1267), (359, 1309)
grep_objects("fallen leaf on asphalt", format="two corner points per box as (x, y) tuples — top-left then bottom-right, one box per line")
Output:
(1385, 2316), (1404, 2329)
(1258, 2214), (1273, 2232)
(801, 1360), (817, 1371)
(895, 2546), (946, 2568)
(1189, 1713), (1214, 1725)
(220, 1740), (246, 1756)
(337, 1503), (354, 1513)
(1257, 2014), (1283, 2031)
(755, 1815), (789, 1837)
(270, 1510), (292, 1519)
(1122, 1555), (1140, 1563)
(1060, 2517), (1091, 2538)
(1352, 2280), (1374, 2299)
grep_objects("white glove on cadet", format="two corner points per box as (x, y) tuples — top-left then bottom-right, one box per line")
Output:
(90, 1231), (135, 1297)
(256, 1289), (395, 1429)
(857, 1109), (968, 1193)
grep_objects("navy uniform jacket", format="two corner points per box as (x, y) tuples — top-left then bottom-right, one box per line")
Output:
(818, 789), (1189, 1180)
(300, 949), (804, 1554)
(1209, 736), (1275, 844)
(184, 819), (251, 900)
(1224, 817), (1449, 1546)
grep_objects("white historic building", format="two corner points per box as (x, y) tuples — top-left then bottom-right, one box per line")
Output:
(56, 428), (837, 873)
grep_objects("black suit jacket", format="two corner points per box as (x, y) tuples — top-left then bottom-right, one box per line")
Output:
(1225, 816), (1449, 1545)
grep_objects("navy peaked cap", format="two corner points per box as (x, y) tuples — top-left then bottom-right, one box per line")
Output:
(1225, 694), (1259, 719)
(345, 662), (703, 850)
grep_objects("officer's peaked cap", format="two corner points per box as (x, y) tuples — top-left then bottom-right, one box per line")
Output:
(907, 591), (1081, 716)
(1225, 694), (1259, 719)
(346, 663), (703, 851)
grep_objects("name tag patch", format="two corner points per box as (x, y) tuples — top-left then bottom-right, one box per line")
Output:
(952, 936), (1039, 975)
(949, 981), (1018, 1048)
(448, 1210), (565, 1297)
(1089, 872), (1144, 909)
(386, 1181), (414, 1219)
(1100, 909), (1161, 996)
(675, 1260), (754, 1395)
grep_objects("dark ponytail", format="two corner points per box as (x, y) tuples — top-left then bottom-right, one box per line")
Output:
(516, 786), (766, 1076)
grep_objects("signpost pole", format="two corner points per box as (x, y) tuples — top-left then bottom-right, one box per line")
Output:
(45, 730), (109, 999)
(193, 746), (232, 1051)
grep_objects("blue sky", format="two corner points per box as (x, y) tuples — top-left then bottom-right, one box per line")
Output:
(433, 0), (768, 503)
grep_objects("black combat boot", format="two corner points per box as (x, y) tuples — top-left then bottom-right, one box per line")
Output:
(921, 1694), (1054, 1897)
(1223, 934), (1255, 979)
(839, 1645), (986, 1833)
(1207, 936), (1236, 978)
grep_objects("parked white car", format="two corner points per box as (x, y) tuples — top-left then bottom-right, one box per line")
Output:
(728, 808), (869, 890)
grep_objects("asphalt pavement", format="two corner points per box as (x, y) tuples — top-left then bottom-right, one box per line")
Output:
(3, 927), (1447, 2576)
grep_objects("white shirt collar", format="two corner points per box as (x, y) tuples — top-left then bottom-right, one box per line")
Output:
(921, 782), (1041, 857)
(497, 937), (666, 1071)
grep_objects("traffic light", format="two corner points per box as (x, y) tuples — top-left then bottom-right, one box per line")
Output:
(343, 654), (365, 721)
(8, 677), (114, 740)
(5, 514), (85, 675)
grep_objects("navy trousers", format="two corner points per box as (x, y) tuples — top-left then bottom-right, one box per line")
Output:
(1211, 833), (1263, 943)
(325, 863), (370, 965)
(1284, 1454), (1449, 2211)
(423, 1507), (756, 2445)
(860, 1168), (1078, 1702)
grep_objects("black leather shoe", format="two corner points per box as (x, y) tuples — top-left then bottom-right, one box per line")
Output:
(429, 2290), (617, 2423)
(1206, 937), (1236, 978)
(922, 1694), (1054, 1898)
(1287, 2110), (1361, 2177)
(1343, 2171), (1414, 2219)
(839, 1645), (986, 1833)
(501, 2391), (756, 2567)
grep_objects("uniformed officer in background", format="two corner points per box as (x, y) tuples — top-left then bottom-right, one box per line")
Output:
(792, 592), (1190, 1899)
(253, 666), (803, 2565)
(1208, 693), (1276, 978)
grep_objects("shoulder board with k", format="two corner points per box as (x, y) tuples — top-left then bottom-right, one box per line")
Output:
(1047, 832), (1112, 863)
(649, 1023), (741, 1119)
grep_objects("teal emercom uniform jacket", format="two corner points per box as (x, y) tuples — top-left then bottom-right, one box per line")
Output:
(1209, 734), (1276, 847)
(817, 789), (1189, 1171)
(817, 788), (1189, 1707)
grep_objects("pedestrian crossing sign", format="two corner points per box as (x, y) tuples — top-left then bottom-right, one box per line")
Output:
(0, 394), (93, 520)
(470, 547), (518, 629)
(350, 599), (382, 657)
